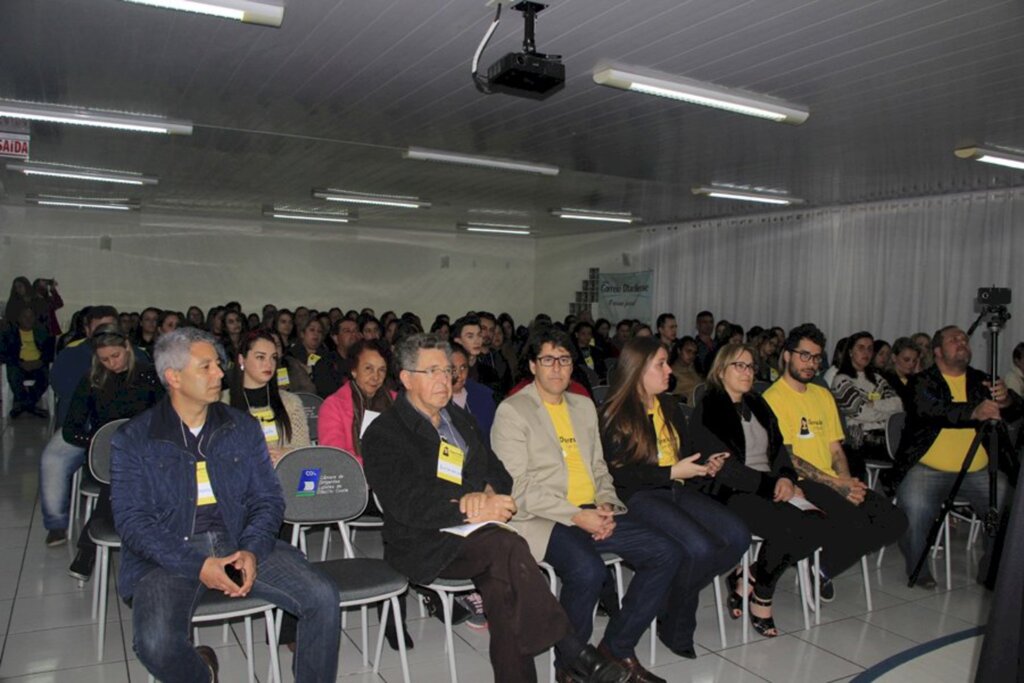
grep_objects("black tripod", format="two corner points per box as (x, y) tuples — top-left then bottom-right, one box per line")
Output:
(908, 308), (1018, 588)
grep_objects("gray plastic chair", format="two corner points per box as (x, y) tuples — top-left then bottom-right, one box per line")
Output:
(275, 446), (410, 682)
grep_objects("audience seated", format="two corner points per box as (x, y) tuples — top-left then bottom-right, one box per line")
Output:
(829, 331), (904, 478)
(1, 307), (54, 418)
(894, 326), (1021, 589)
(656, 313), (678, 350)
(274, 308), (296, 346)
(763, 324), (907, 598)
(872, 339), (892, 372)
(573, 321), (607, 386)
(668, 336), (701, 403)
(318, 339), (395, 461)
(313, 318), (360, 398)
(287, 317), (327, 388)
(448, 342), (497, 446)
(476, 311), (513, 395)
(882, 336), (922, 407)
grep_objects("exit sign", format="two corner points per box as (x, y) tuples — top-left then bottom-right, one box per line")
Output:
(0, 132), (29, 159)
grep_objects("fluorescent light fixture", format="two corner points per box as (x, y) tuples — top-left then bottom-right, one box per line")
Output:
(313, 188), (430, 209)
(25, 193), (140, 211)
(7, 161), (158, 186)
(458, 222), (531, 236)
(0, 99), (192, 135)
(593, 62), (809, 125)
(551, 208), (639, 224)
(405, 147), (559, 176)
(263, 205), (353, 224)
(121, 0), (283, 26)
(691, 186), (804, 205)
(954, 145), (1024, 171)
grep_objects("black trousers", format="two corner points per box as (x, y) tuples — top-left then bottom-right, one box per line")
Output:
(439, 527), (572, 683)
(722, 491), (829, 598)
(799, 481), (908, 578)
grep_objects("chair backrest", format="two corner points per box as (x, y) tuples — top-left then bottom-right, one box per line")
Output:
(591, 385), (610, 405)
(292, 392), (324, 443)
(692, 382), (707, 406)
(885, 412), (906, 459)
(89, 418), (131, 484)
(275, 446), (367, 525)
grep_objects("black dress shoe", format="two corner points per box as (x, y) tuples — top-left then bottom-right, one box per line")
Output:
(569, 645), (631, 683)
(384, 624), (414, 651)
(196, 645), (219, 682)
(597, 643), (665, 683)
(68, 548), (96, 582)
(45, 529), (68, 547)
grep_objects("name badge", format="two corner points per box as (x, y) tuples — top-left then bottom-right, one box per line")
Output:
(867, 391), (881, 402)
(250, 406), (278, 443)
(276, 367), (290, 388)
(437, 440), (465, 485)
(307, 353), (321, 368)
(584, 355), (595, 370)
(196, 461), (217, 506)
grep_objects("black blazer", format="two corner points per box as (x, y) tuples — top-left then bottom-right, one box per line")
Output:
(600, 393), (691, 504)
(362, 394), (513, 584)
(689, 387), (797, 500)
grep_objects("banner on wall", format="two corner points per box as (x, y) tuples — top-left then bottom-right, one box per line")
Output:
(598, 270), (653, 323)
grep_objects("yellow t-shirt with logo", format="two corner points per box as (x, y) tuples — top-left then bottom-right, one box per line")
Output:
(19, 329), (41, 362)
(649, 401), (679, 466)
(544, 400), (596, 506)
(919, 374), (987, 472)
(764, 380), (844, 477)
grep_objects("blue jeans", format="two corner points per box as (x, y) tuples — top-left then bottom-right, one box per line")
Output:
(543, 513), (681, 661)
(39, 432), (87, 531)
(131, 532), (341, 683)
(896, 463), (1008, 582)
(626, 484), (749, 651)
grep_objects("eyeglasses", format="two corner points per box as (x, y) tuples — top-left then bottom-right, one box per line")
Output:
(406, 365), (453, 379)
(728, 361), (756, 373)
(792, 350), (824, 364)
(536, 355), (573, 367)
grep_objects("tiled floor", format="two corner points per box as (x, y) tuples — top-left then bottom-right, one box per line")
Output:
(0, 417), (990, 682)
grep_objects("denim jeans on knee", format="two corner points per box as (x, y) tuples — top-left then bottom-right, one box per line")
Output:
(39, 432), (86, 530)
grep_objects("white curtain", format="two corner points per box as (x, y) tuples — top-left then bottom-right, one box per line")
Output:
(638, 188), (1023, 366)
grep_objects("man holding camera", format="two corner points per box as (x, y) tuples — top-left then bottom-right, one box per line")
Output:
(895, 326), (1022, 588)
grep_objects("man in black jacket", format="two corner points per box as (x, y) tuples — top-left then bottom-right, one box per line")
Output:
(363, 333), (627, 683)
(895, 325), (1022, 588)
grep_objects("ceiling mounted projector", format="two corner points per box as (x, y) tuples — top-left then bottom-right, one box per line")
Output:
(472, 1), (565, 100)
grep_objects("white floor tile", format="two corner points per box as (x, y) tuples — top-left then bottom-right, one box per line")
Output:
(0, 621), (126, 677)
(793, 616), (920, 667)
(859, 602), (978, 644)
(0, 661), (132, 682)
(649, 652), (771, 682)
(718, 634), (863, 683)
(9, 589), (120, 633)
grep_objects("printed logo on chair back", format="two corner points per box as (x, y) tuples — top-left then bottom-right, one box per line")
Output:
(275, 446), (367, 524)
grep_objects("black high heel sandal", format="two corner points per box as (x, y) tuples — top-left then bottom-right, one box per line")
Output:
(748, 593), (779, 637)
(726, 567), (752, 620)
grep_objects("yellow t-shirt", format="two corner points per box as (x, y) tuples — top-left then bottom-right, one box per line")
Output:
(649, 401), (679, 466)
(544, 399), (596, 506)
(19, 329), (41, 362)
(763, 380), (844, 477)
(919, 374), (987, 472)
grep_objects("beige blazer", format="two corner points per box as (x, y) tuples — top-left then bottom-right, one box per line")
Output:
(491, 382), (625, 560)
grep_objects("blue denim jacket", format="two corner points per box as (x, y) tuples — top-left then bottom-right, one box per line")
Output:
(110, 397), (285, 600)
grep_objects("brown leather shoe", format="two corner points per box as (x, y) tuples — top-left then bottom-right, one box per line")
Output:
(196, 645), (219, 683)
(597, 643), (665, 683)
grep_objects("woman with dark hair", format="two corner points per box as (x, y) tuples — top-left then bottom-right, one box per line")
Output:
(689, 342), (827, 637)
(287, 317), (327, 387)
(4, 276), (44, 327)
(185, 305), (205, 328)
(157, 310), (181, 337)
(56, 307), (89, 353)
(205, 306), (225, 338)
(497, 312), (515, 343)
(753, 333), (780, 383)
(599, 337), (748, 656)
(274, 308), (296, 346)
(220, 309), (247, 362)
(223, 330), (309, 466)
(882, 337), (921, 407)
(360, 316), (382, 341)
(872, 339), (892, 372)
(63, 324), (164, 580)
(829, 331), (903, 478)
(318, 339), (395, 462)
(132, 307), (161, 358)
(428, 318), (449, 341)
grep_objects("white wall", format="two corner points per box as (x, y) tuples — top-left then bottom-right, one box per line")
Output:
(0, 205), (537, 325)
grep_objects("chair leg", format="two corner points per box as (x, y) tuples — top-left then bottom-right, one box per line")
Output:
(741, 550), (750, 644)
(96, 546), (109, 660)
(391, 596), (411, 683)
(440, 592), (458, 683)
(360, 605), (369, 667)
(712, 575), (727, 648)
(796, 559), (810, 630)
(861, 556), (873, 612)
(244, 616), (255, 683)
(321, 526), (331, 562)
(649, 618), (657, 665)
(876, 544), (886, 568)
(69, 468), (81, 542)
(222, 623), (229, 643)
(373, 600), (389, 673)
(944, 514), (952, 591)
(814, 551), (821, 626)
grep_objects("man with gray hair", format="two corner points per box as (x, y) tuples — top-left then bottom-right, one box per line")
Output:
(363, 333), (628, 683)
(110, 327), (340, 682)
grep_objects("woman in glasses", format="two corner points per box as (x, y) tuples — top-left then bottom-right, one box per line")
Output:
(599, 337), (749, 657)
(689, 343), (828, 637)
(223, 330), (309, 466)
(318, 339), (396, 462)
(63, 324), (165, 581)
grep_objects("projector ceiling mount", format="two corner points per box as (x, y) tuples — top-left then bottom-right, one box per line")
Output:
(472, 1), (565, 100)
